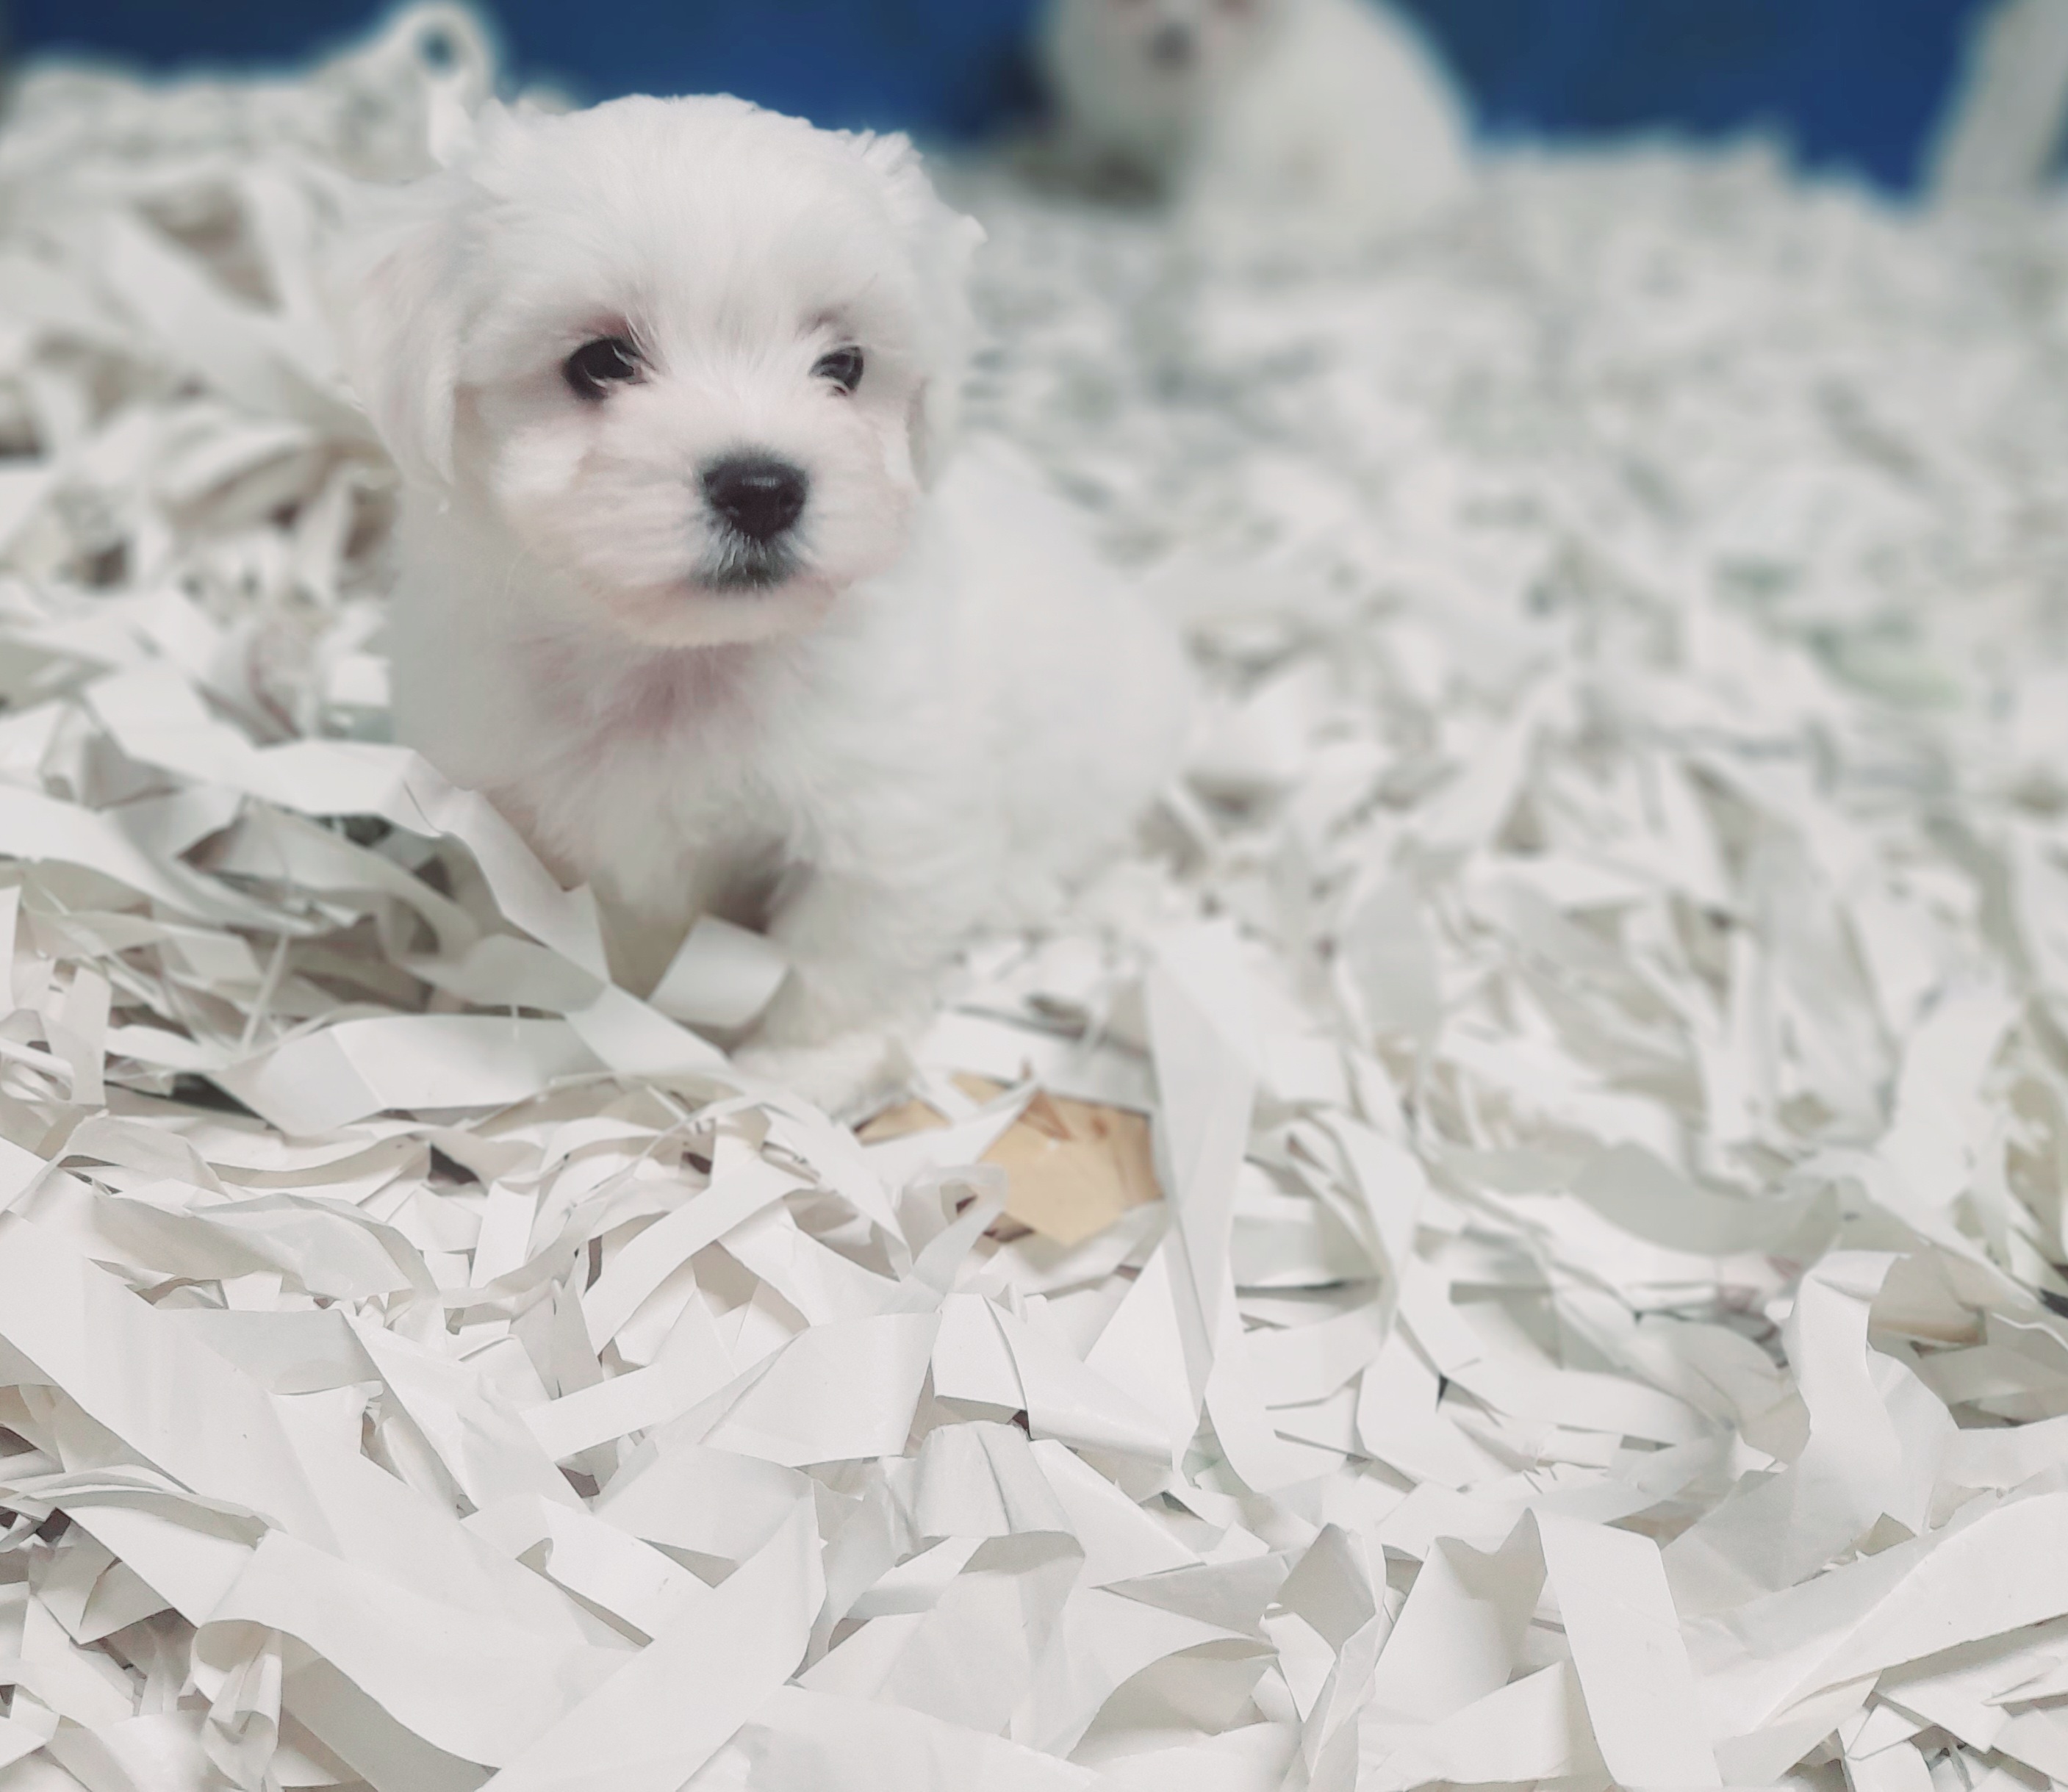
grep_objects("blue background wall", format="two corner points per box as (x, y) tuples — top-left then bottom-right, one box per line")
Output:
(4, 0), (1984, 190)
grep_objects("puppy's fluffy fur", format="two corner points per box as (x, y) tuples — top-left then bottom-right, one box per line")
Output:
(1039, 0), (1473, 246)
(345, 96), (1192, 1107)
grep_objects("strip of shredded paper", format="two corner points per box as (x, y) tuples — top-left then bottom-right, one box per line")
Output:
(3, 10), (2068, 1791)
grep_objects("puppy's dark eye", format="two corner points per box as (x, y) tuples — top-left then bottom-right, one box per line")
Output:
(812, 346), (865, 394)
(564, 337), (642, 400)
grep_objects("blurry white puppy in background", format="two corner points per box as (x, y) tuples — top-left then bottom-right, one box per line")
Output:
(343, 94), (1193, 1111)
(1038, 0), (1473, 247)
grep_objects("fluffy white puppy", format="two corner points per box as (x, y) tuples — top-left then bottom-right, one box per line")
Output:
(344, 95), (1192, 1108)
(1038, 0), (1473, 246)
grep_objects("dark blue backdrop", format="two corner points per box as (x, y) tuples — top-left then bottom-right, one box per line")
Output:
(4, 0), (1983, 190)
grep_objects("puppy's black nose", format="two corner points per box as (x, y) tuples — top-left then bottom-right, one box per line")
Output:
(1149, 23), (1196, 69)
(703, 456), (808, 544)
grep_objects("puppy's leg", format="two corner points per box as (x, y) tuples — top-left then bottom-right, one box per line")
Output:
(736, 867), (975, 1117)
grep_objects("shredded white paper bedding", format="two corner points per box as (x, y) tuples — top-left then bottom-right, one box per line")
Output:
(3, 12), (2068, 1791)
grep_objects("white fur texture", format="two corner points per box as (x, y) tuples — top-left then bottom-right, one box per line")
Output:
(1038, 0), (1473, 246)
(345, 95), (1193, 1109)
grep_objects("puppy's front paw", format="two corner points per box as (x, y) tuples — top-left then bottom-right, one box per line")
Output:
(733, 1032), (909, 1122)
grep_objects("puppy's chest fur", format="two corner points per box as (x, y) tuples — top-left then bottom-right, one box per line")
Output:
(467, 622), (908, 921)
(523, 658), (790, 915)
(392, 504), (987, 923)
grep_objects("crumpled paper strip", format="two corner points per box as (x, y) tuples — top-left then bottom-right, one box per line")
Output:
(4, 9), (2068, 1791)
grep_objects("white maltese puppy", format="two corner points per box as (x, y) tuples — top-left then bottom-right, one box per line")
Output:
(343, 95), (1192, 1109)
(1038, 0), (1473, 247)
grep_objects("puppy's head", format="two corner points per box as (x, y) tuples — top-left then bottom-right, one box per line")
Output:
(345, 95), (984, 647)
(1056, 0), (1287, 96)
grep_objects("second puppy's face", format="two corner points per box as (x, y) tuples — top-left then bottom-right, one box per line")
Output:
(1066, 0), (1287, 94)
(348, 96), (982, 647)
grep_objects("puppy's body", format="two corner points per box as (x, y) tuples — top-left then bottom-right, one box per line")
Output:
(350, 96), (1191, 1105)
(392, 444), (1189, 1057)
(1040, 0), (1472, 245)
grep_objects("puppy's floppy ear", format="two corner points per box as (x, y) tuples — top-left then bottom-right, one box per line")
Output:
(851, 132), (986, 486)
(332, 173), (473, 489)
